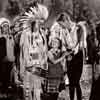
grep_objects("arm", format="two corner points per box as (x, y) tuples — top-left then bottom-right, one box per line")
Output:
(48, 50), (72, 64)
(55, 51), (73, 64)
(19, 33), (25, 78)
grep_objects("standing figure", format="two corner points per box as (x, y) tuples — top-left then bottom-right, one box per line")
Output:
(11, 16), (24, 85)
(50, 12), (87, 100)
(20, 19), (48, 100)
(0, 18), (15, 93)
(14, 2), (49, 100)
(61, 15), (86, 100)
(47, 38), (72, 100)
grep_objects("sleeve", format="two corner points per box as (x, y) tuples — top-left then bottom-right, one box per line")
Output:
(20, 32), (24, 47)
(62, 28), (76, 50)
(78, 22), (87, 48)
(40, 29), (48, 70)
(0, 37), (6, 60)
(19, 33), (26, 76)
(20, 31), (33, 68)
(7, 36), (15, 62)
(61, 29), (67, 52)
(83, 25), (87, 48)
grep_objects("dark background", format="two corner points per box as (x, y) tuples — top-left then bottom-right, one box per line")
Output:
(0, 0), (99, 27)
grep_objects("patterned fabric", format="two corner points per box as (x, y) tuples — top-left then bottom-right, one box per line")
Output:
(62, 24), (78, 50)
(50, 21), (87, 55)
(47, 49), (64, 93)
(20, 27), (48, 76)
(49, 21), (78, 51)
(23, 71), (45, 100)
(47, 79), (61, 93)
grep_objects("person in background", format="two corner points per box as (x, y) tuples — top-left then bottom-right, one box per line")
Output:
(0, 18), (15, 94)
(11, 17), (24, 85)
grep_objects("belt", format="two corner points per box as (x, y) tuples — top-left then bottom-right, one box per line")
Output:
(25, 66), (48, 77)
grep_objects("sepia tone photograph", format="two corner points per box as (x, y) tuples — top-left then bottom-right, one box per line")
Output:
(0, 0), (100, 100)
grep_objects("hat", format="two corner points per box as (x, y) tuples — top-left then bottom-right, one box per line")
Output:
(26, 4), (49, 21)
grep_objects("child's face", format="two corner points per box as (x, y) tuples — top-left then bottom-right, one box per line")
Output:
(32, 21), (39, 32)
(51, 39), (60, 48)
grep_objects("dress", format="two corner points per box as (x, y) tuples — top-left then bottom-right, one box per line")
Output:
(47, 50), (64, 93)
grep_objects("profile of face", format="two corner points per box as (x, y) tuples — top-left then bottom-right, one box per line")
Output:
(14, 22), (19, 32)
(58, 14), (71, 29)
(1, 23), (9, 34)
(31, 21), (39, 32)
(51, 38), (60, 49)
(63, 15), (71, 29)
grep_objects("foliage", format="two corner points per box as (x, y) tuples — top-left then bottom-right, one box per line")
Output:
(5, 0), (21, 18)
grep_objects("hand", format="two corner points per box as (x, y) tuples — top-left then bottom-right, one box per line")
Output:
(67, 55), (72, 61)
(20, 73), (24, 82)
(65, 51), (73, 56)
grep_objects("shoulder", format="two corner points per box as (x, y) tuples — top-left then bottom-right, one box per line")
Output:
(51, 22), (60, 28)
(20, 31), (29, 45)
(76, 22), (84, 31)
(77, 21), (87, 29)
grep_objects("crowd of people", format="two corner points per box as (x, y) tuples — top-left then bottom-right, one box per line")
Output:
(0, 1), (99, 100)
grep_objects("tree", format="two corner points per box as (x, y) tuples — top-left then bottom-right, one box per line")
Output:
(6, 0), (21, 19)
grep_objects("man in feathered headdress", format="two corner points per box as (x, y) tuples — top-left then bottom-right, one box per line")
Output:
(19, 2), (49, 100)
(0, 17), (15, 93)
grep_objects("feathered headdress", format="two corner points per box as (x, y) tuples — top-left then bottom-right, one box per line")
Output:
(24, 3), (49, 22)
(0, 18), (10, 27)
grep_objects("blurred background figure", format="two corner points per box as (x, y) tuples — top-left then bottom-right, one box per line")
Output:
(0, 18), (15, 95)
